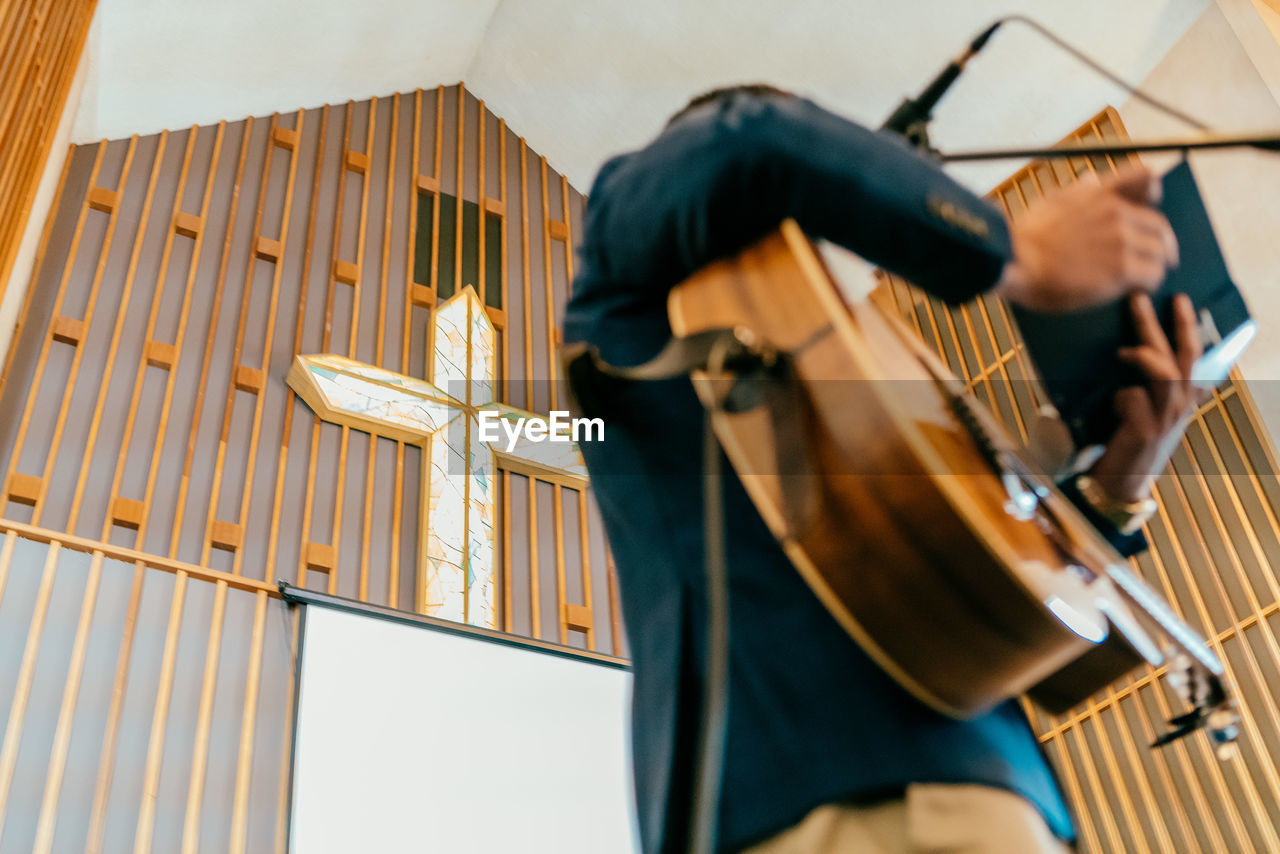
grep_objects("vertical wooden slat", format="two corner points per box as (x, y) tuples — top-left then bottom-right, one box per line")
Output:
(180, 581), (228, 852)
(227, 591), (268, 854)
(402, 89), (420, 374)
(301, 102), (355, 594)
(455, 83), (465, 297)
(431, 85), (443, 301)
(201, 112), (289, 567)
(502, 469), (512, 633)
(346, 98), (374, 357)
(0, 543), (60, 832)
(540, 156), (557, 412)
(553, 483), (566, 644)
(0, 135), (72, 396)
(577, 490), (595, 649)
(133, 570), (188, 854)
(477, 98), (485, 306)
(1129, 527), (1242, 852)
(389, 442), (403, 609)
(1048, 732), (1103, 853)
(528, 476), (540, 638)
(520, 138), (533, 408)
(0, 531), (15, 616)
(498, 118), (509, 402)
(269, 105), (327, 586)
(31, 550), (104, 853)
(85, 561), (146, 854)
(606, 550), (623, 655)
(230, 110), (303, 580)
(0, 0), (96, 306)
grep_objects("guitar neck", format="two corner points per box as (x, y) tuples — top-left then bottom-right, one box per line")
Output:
(1103, 561), (1224, 677)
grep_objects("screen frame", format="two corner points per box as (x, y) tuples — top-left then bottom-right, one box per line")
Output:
(280, 582), (632, 852)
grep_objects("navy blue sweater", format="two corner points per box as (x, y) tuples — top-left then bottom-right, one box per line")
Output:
(565, 91), (1140, 853)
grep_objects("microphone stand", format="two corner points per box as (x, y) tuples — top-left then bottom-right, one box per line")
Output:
(935, 131), (1280, 163)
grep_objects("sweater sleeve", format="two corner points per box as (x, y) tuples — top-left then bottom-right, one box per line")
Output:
(580, 91), (1013, 306)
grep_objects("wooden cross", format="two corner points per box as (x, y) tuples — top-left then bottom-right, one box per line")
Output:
(288, 286), (587, 628)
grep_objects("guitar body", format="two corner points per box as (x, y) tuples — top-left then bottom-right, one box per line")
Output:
(667, 221), (1162, 718)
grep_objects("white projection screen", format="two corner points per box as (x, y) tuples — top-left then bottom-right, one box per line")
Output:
(288, 597), (640, 853)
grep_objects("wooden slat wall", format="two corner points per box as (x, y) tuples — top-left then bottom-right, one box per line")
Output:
(877, 106), (1280, 852)
(0, 83), (622, 852)
(0, 0), (97, 311)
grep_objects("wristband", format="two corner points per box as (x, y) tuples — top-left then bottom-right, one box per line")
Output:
(1075, 474), (1158, 536)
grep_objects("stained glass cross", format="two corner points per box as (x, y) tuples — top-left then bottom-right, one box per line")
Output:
(287, 286), (588, 628)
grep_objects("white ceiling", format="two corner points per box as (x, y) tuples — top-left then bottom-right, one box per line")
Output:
(77, 0), (1214, 193)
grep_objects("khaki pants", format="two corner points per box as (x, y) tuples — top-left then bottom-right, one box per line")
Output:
(746, 784), (1073, 853)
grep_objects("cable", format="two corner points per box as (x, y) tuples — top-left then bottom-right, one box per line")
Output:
(996, 15), (1209, 131)
(687, 345), (734, 854)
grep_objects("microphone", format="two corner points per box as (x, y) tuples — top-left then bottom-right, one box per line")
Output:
(880, 21), (1002, 151)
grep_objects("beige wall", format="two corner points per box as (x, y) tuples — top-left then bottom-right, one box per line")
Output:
(1120, 1), (1280, 444)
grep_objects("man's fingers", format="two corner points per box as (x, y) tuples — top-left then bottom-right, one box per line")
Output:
(1129, 293), (1174, 356)
(1173, 294), (1201, 378)
(1107, 165), (1161, 206)
(1118, 345), (1178, 417)
(1127, 231), (1173, 272)
(1126, 204), (1179, 268)
(1118, 345), (1178, 382)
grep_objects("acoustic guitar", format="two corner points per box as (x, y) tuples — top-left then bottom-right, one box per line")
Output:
(665, 220), (1237, 749)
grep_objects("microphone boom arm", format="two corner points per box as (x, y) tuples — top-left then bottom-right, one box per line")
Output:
(936, 132), (1280, 163)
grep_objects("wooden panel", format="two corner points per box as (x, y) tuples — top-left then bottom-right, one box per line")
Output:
(0, 82), (620, 853)
(0, 0), (98, 319)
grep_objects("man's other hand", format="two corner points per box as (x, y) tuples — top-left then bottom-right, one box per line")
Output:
(995, 166), (1178, 312)
(1087, 293), (1205, 502)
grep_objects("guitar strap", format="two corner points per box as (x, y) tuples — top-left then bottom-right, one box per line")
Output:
(565, 329), (820, 854)
(562, 331), (820, 539)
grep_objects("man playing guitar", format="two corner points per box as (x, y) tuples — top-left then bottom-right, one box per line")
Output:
(563, 85), (1199, 854)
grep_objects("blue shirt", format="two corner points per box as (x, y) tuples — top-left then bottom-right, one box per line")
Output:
(564, 91), (1100, 854)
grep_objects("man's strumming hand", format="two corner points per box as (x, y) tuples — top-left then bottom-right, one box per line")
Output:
(994, 165), (1179, 312)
